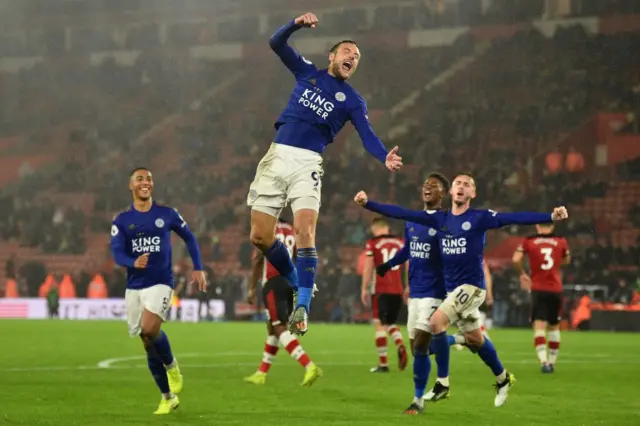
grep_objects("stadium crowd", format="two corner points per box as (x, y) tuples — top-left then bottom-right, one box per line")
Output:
(1, 0), (639, 326)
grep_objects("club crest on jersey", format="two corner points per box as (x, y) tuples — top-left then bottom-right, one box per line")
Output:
(110, 225), (118, 236)
(155, 218), (165, 228)
(248, 189), (258, 201)
(335, 92), (346, 102)
(461, 221), (471, 231)
(428, 228), (437, 237)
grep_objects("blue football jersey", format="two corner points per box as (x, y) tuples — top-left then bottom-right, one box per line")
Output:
(269, 21), (388, 163)
(110, 202), (199, 290)
(404, 222), (446, 299)
(364, 201), (554, 292)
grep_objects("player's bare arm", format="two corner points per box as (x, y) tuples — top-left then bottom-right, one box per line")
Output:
(361, 255), (374, 306)
(249, 251), (265, 304)
(562, 243), (572, 265)
(512, 248), (532, 291)
(483, 260), (493, 307)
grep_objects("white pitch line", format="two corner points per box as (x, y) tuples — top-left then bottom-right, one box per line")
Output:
(3, 357), (640, 373)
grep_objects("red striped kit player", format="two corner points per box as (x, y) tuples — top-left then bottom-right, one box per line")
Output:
(245, 218), (322, 386)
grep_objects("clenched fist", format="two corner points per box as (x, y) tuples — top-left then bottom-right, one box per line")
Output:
(551, 206), (568, 221)
(295, 13), (318, 28)
(354, 191), (368, 206)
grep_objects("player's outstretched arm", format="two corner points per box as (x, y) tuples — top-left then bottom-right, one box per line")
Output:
(110, 221), (137, 268)
(481, 206), (568, 230)
(353, 191), (439, 227)
(269, 13), (318, 77)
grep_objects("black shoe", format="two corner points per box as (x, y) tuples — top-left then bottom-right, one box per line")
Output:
(369, 366), (389, 373)
(424, 381), (450, 402)
(541, 363), (554, 374)
(403, 402), (423, 415)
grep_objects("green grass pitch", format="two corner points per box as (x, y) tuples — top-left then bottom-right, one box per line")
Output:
(1, 321), (638, 425)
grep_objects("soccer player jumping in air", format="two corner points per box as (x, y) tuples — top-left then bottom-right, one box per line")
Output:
(355, 173), (569, 407)
(110, 168), (207, 415)
(247, 12), (403, 336)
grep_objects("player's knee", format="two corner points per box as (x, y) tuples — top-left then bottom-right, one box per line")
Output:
(249, 226), (273, 251)
(464, 330), (484, 349)
(413, 330), (431, 354)
(273, 324), (287, 337)
(293, 225), (315, 247)
(429, 311), (448, 334)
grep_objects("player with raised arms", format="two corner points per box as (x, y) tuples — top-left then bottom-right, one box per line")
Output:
(110, 168), (207, 415)
(354, 173), (569, 407)
(247, 12), (403, 336)
(374, 173), (450, 413)
(244, 218), (322, 386)
(512, 224), (570, 373)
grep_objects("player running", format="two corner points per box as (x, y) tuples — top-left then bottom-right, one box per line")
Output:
(361, 217), (408, 373)
(244, 218), (322, 386)
(247, 12), (403, 336)
(512, 224), (570, 373)
(374, 173), (449, 414)
(354, 173), (569, 407)
(110, 168), (207, 415)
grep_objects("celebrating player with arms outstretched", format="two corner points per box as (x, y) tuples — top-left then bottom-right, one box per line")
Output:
(247, 12), (402, 336)
(110, 168), (207, 415)
(244, 218), (322, 386)
(354, 173), (568, 407)
(512, 224), (570, 373)
(361, 217), (408, 374)
(374, 173), (450, 414)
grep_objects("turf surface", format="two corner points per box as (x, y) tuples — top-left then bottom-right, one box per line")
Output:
(1, 320), (637, 425)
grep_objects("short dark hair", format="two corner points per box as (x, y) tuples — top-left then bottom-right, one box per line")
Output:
(130, 167), (151, 177)
(371, 217), (389, 228)
(427, 172), (450, 193)
(329, 40), (358, 54)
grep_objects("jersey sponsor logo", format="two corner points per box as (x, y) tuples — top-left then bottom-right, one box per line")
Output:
(111, 225), (119, 237)
(441, 237), (467, 255)
(132, 236), (162, 253)
(409, 241), (431, 259)
(155, 218), (165, 228)
(335, 92), (346, 102)
(298, 89), (335, 120)
(461, 221), (471, 231)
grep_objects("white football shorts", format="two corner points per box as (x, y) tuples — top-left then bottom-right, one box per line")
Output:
(125, 284), (173, 337)
(247, 143), (323, 217)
